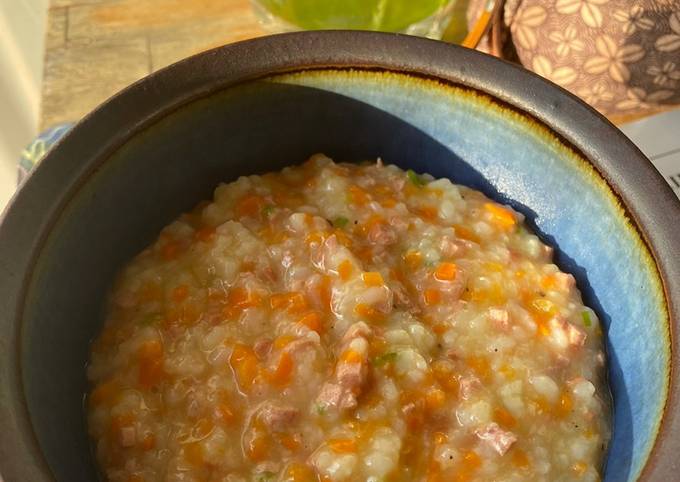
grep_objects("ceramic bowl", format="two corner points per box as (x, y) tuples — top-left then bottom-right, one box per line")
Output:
(0, 31), (678, 482)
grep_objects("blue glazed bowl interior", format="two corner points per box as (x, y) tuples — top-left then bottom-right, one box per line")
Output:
(21, 70), (668, 481)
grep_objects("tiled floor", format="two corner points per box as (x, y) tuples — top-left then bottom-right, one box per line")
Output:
(41, 0), (265, 129)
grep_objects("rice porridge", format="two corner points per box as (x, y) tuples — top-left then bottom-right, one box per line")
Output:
(87, 155), (610, 482)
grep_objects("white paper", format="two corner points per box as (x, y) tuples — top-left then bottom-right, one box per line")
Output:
(619, 109), (680, 200)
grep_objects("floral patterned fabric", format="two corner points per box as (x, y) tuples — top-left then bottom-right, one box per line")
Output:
(501, 0), (680, 116)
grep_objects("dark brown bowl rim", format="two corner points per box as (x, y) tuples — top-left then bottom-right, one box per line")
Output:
(0, 31), (678, 481)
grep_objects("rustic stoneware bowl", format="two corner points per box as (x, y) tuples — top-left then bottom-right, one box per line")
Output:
(0, 31), (678, 482)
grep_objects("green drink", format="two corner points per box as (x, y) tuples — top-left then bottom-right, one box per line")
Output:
(253, 0), (454, 37)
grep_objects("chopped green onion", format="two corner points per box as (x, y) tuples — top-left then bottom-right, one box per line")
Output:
(333, 216), (349, 228)
(372, 352), (398, 367)
(581, 311), (592, 328)
(140, 314), (161, 326)
(315, 403), (327, 416)
(261, 205), (275, 217)
(257, 471), (275, 482)
(407, 169), (426, 187)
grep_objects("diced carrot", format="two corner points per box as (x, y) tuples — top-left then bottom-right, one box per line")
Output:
(432, 361), (459, 395)
(540, 274), (557, 291)
(426, 459), (443, 482)
(138, 282), (162, 302)
(338, 260), (353, 281)
(425, 388), (446, 410)
(279, 433), (301, 451)
(529, 298), (558, 320)
(268, 352), (294, 387)
(340, 350), (363, 364)
(462, 450), (482, 470)
(404, 250), (422, 270)
(184, 442), (204, 466)
(270, 292), (291, 309)
(362, 271), (384, 287)
(499, 364), (517, 380)
(556, 392), (573, 418)
(424, 289), (441, 306)
(484, 203), (516, 229)
(298, 312), (322, 333)
(140, 433), (155, 451)
(432, 323), (448, 335)
(246, 434), (269, 461)
(381, 197), (397, 208)
(453, 224), (480, 243)
(434, 262), (457, 281)
(235, 194), (264, 218)
(286, 462), (316, 482)
(161, 241), (181, 260)
(216, 403), (236, 425)
(348, 185), (369, 205)
(334, 229), (353, 247)
(466, 356), (491, 382)
(270, 292), (308, 313)
(494, 407), (517, 428)
(483, 261), (504, 272)
(572, 461), (588, 477)
(327, 438), (357, 453)
(354, 303), (384, 322)
(224, 287), (262, 318)
(537, 320), (551, 337)
(194, 227), (215, 243)
(535, 397), (552, 415)
(241, 260), (256, 272)
(230, 343), (259, 391)
(512, 448), (530, 468)
(416, 205), (438, 220)
(274, 335), (296, 350)
(369, 336), (387, 355)
(229, 287), (261, 308)
(90, 379), (121, 406)
(171, 284), (189, 303)
(138, 340), (164, 388)
(305, 231), (325, 246)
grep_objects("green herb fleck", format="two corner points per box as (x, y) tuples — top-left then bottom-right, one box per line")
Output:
(333, 216), (350, 228)
(315, 403), (327, 416)
(257, 471), (276, 482)
(372, 352), (398, 367)
(139, 314), (161, 326)
(261, 205), (275, 217)
(407, 169), (426, 187)
(581, 311), (592, 328)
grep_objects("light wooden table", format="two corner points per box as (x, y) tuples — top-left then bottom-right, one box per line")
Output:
(41, 0), (677, 130)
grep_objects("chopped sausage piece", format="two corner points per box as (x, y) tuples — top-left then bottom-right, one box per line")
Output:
(548, 316), (586, 349)
(459, 375), (482, 400)
(118, 426), (137, 447)
(253, 339), (273, 359)
(475, 423), (517, 456)
(488, 308), (509, 330)
(315, 323), (371, 413)
(258, 402), (299, 432)
(368, 223), (397, 246)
